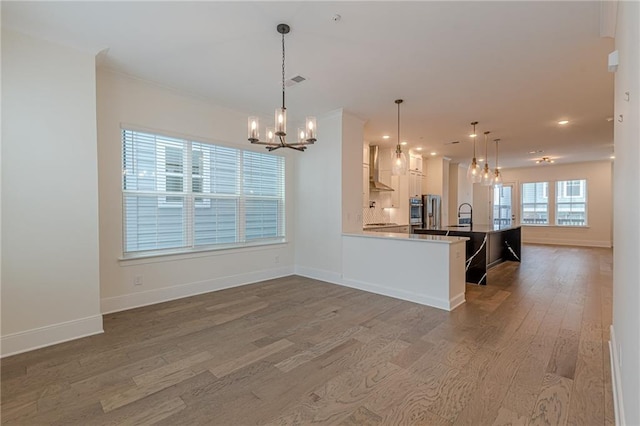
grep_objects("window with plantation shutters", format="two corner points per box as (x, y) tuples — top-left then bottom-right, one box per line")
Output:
(122, 129), (285, 256)
(521, 182), (549, 224)
(556, 180), (587, 226)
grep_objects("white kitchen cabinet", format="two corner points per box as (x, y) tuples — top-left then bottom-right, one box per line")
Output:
(409, 153), (423, 173)
(409, 170), (422, 198)
(362, 164), (370, 208)
(391, 174), (409, 208)
(363, 144), (370, 165)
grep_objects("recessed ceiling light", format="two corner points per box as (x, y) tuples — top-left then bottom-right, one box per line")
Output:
(496, 166), (502, 170)
(478, 158), (484, 162)
(382, 135), (390, 139)
(469, 133), (477, 138)
(610, 155), (616, 159)
(528, 150), (543, 154)
(558, 120), (569, 125)
(400, 141), (408, 146)
(430, 152), (437, 156)
(416, 147), (423, 151)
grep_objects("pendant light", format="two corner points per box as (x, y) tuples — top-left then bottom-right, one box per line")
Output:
(481, 131), (493, 186)
(466, 121), (482, 183)
(493, 138), (502, 187)
(247, 23), (316, 152)
(391, 99), (407, 176)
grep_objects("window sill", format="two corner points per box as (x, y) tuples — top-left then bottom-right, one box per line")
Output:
(118, 239), (288, 266)
(521, 224), (589, 229)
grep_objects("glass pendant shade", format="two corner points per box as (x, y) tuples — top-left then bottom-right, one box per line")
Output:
(391, 99), (407, 176)
(248, 117), (259, 141)
(480, 131), (493, 186)
(266, 127), (275, 144)
(494, 170), (503, 187)
(305, 117), (317, 142)
(466, 121), (482, 183)
(481, 164), (494, 186)
(467, 159), (482, 183)
(493, 138), (502, 187)
(392, 150), (408, 176)
(275, 107), (287, 136)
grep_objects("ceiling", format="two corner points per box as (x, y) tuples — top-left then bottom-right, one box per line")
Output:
(2, 1), (615, 169)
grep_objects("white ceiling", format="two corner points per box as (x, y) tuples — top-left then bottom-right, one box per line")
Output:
(2, 1), (615, 169)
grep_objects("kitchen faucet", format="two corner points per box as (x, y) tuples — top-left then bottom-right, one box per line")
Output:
(458, 203), (473, 227)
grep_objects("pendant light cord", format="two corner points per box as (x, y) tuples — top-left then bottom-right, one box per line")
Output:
(472, 122), (477, 158)
(397, 101), (400, 153)
(484, 131), (489, 165)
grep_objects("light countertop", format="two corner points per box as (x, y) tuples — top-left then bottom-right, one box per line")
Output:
(344, 231), (468, 245)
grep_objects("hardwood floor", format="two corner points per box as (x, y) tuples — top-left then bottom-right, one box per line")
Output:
(1, 244), (614, 425)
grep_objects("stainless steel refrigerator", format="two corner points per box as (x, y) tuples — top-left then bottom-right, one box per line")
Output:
(422, 194), (442, 229)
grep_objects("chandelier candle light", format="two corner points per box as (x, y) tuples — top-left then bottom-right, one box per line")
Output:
(248, 23), (316, 151)
(391, 99), (408, 176)
(493, 138), (502, 187)
(466, 121), (482, 183)
(481, 131), (493, 186)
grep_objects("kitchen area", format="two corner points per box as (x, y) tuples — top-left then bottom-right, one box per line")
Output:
(361, 142), (521, 286)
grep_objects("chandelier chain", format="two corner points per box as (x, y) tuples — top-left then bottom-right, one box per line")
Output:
(281, 31), (286, 109)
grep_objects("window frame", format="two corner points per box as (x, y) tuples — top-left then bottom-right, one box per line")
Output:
(556, 179), (587, 226)
(520, 181), (550, 225)
(121, 128), (286, 258)
(518, 179), (589, 228)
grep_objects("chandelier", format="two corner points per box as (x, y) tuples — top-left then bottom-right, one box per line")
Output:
(536, 156), (555, 164)
(248, 24), (316, 151)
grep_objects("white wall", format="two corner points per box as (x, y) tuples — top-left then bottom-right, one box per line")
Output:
(342, 112), (366, 233)
(612, 2), (640, 424)
(293, 110), (345, 284)
(1, 30), (102, 356)
(500, 161), (613, 247)
(449, 163), (473, 225)
(97, 69), (296, 313)
(472, 184), (492, 226)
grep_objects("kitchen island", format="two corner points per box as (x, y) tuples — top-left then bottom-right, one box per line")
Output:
(413, 224), (521, 285)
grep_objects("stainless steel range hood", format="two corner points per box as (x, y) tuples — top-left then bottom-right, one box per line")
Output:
(369, 145), (394, 192)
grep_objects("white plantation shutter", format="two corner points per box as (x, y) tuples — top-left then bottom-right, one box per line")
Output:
(556, 180), (587, 226)
(521, 182), (549, 224)
(242, 151), (285, 241)
(122, 129), (285, 256)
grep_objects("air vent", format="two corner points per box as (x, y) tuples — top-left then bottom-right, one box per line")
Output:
(285, 75), (306, 87)
(444, 140), (460, 145)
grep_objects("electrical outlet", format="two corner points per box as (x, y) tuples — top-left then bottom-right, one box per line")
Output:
(134, 275), (143, 286)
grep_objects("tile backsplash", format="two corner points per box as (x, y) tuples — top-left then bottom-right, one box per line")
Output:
(363, 191), (393, 224)
(363, 205), (391, 225)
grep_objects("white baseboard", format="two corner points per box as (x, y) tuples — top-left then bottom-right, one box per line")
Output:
(523, 237), (612, 248)
(294, 265), (343, 286)
(341, 277), (460, 312)
(609, 325), (626, 426)
(1, 315), (103, 358)
(449, 292), (466, 311)
(101, 265), (295, 314)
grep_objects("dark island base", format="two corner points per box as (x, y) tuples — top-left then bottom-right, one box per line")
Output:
(414, 225), (521, 285)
